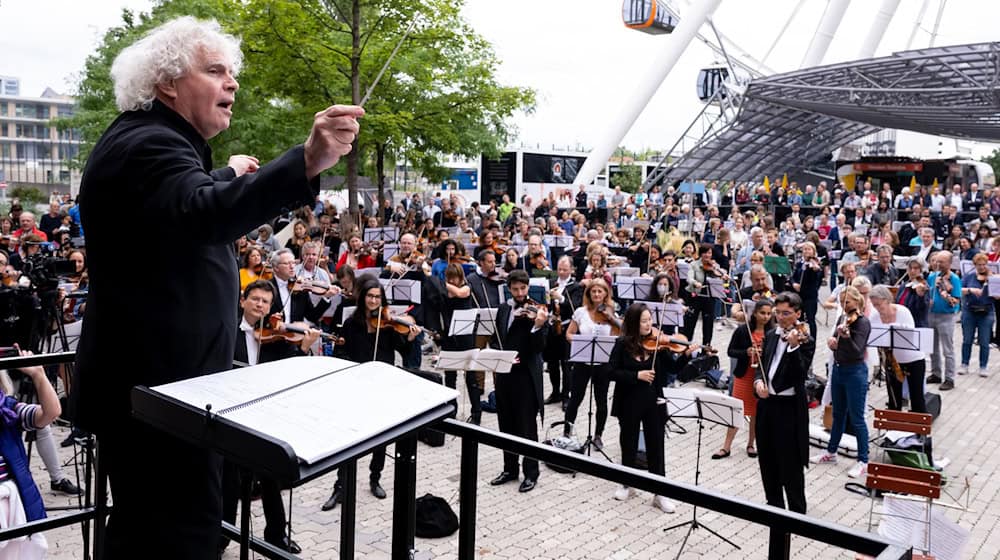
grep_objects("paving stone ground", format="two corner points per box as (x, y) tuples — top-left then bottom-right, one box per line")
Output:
(35, 287), (1000, 558)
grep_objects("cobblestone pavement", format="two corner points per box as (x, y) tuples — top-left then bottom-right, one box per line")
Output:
(36, 290), (1000, 559)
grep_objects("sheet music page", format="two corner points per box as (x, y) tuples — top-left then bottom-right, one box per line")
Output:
(218, 361), (458, 464)
(436, 349), (478, 370)
(879, 494), (968, 560)
(475, 350), (518, 373)
(154, 356), (355, 412)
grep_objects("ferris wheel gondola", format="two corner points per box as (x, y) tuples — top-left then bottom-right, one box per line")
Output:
(622, 0), (678, 35)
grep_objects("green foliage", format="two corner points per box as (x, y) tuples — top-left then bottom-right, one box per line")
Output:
(982, 148), (1000, 181)
(615, 164), (643, 194)
(9, 186), (47, 208)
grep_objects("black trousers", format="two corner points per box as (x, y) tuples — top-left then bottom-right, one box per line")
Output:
(886, 359), (927, 413)
(546, 358), (571, 399)
(102, 419), (223, 560)
(691, 296), (715, 346)
(801, 297), (818, 340)
(495, 373), (540, 479)
(563, 364), (609, 436)
(445, 370), (483, 415)
(221, 461), (287, 546)
(755, 395), (806, 514)
(617, 397), (665, 476)
(335, 446), (387, 488)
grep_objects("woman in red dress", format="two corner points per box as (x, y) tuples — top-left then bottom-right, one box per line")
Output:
(712, 298), (774, 459)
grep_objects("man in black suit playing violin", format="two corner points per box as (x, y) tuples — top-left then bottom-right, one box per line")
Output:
(753, 292), (814, 529)
(268, 248), (333, 325)
(491, 270), (549, 493)
(222, 280), (320, 555)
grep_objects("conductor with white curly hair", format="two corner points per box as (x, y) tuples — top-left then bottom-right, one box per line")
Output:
(74, 16), (363, 559)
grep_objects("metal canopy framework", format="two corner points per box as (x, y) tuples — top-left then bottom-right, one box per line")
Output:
(658, 42), (1000, 184)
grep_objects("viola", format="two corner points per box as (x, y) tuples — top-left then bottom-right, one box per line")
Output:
(255, 316), (344, 345)
(368, 307), (438, 339)
(290, 276), (337, 296)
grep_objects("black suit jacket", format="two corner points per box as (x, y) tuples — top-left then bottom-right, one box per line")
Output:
(755, 328), (816, 467)
(234, 325), (304, 365)
(74, 100), (317, 433)
(494, 302), (548, 415)
(466, 271), (503, 308)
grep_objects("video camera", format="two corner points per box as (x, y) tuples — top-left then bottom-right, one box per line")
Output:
(21, 246), (76, 291)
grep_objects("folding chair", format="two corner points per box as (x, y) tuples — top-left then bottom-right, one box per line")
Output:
(865, 462), (941, 559)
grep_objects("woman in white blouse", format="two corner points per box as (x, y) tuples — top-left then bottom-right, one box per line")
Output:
(562, 279), (621, 449)
(868, 284), (926, 412)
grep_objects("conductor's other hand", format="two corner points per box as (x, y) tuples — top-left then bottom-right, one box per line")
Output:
(228, 155), (260, 177)
(637, 369), (655, 384)
(304, 105), (365, 179)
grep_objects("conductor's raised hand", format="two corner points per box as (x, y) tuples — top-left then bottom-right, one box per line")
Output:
(304, 105), (365, 179)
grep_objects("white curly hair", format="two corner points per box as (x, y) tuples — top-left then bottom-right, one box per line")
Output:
(110, 16), (243, 112)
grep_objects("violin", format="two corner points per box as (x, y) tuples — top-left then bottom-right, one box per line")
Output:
(449, 255), (474, 266)
(368, 307), (438, 339)
(785, 320), (813, 342)
(290, 276), (337, 296)
(485, 269), (509, 283)
(513, 298), (544, 320)
(529, 251), (549, 270)
(254, 315), (345, 346)
(641, 331), (715, 354)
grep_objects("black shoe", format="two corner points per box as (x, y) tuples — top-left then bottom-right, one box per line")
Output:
(265, 536), (301, 554)
(468, 413), (481, 426)
(50, 478), (81, 496)
(490, 472), (517, 486)
(370, 479), (386, 499)
(60, 427), (87, 448)
(940, 379), (955, 391)
(926, 374), (943, 384)
(518, 478), (536, 493)
(321, 488), (342, 511)
(544, 393), (562, 405)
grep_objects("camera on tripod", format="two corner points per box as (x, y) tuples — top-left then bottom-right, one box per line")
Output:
(21, 245), (76, 291)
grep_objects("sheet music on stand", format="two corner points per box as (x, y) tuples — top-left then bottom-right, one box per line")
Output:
(568, 335), (618, 364)
(892, 221), (907, 233)
(381, 243), (400, 260)
(707, 278), (727, 299)
(867, 325), (932, 351)
(646, 302), (684, 327)
(140, 357), (458, 468)
(543, 235), (574, 249)
(449, 308), (498, 336)
(677, 261), (691, 279)
(959, 260), (975, 276)
(379, 278), (421, 303)
(616, 276), (653, 300)
(662, 388), (743, 428)
(435, 349), (518, 373)
(363, 226), (399, 244)
(610, 267), (641, 279)
(354, 266), (381, 283)
(989, 263), (1000, 275)
(988, 275), (1000, 295)
(892, 256), (910, 270)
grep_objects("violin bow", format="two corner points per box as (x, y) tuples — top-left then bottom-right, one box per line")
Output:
(469, 282), (504, 351)
(650, 280), (673, 366)
(734, 279), (768, 392)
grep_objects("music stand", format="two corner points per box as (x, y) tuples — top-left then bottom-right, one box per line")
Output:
(363, 226), (398, 244)
(380, 278), (421, 304)
(661, 388), (742, 557)
(568, 335), (617, 461)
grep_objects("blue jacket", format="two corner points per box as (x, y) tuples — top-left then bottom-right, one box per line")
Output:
(928, 271), (962, 314)
(0, 396), (45, 522)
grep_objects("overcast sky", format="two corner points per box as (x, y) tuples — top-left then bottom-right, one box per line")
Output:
(2, 0), (998, 155)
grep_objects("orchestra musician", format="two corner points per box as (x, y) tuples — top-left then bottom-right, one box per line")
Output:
(387, 232), (429, 278)
(322, 278), (419, 510)
(467, 250), (505, 308)
(335, 232), (377, 272)
(790, 241), (823, 339)
(607, 303), (692, 513)
(868, 285), (927, 413)
(267, 249), (333, 325)
(543, 256), (580, 406)
(222, 280), (321, 555)
(686, 243), (727, 346)
(490, 270), (549, 493)
(440, 264), (483, 424)
(75, 16), (363, 557)
(563, 279), (618, 448)
(753, 292), (815, 520)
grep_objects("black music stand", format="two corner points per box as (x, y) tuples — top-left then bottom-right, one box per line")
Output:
(362, 226), (399, 244)
(568, 335), (617, 461)
(661, 388), (742, 558)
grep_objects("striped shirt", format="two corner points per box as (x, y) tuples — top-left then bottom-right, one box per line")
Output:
(0, 403), (39, 482)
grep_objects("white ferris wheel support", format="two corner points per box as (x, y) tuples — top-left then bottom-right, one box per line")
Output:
(800, 0), (852, 68)
(572, 0), (723, 189)
(857, 0), (901, 59)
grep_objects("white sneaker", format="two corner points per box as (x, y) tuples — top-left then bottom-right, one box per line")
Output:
(848, 461), (868, 479)
(979, 368), (990, 378)
(959, 364), (969, 376)
(810, 452), (838, 464)
(652, 495), (676, 513)
(613, 485), (636, 501)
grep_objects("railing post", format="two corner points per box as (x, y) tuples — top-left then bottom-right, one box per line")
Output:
(458, 436), (479, 560)
(768, 527), (791, 560)
(391, 436), (418, 560)
(340, 461), (356, 560)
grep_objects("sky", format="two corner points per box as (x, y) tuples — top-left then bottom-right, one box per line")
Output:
(2, 0), (998, 156)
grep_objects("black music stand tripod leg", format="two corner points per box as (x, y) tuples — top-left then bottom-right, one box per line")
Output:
(577, 338), (611, 462)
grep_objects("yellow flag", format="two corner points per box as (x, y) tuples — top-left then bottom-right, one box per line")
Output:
(763, 176), (771, 193)
(909, 175), (917, 189)
(781, 174), (789, 190)
(932, 177), (939, 189)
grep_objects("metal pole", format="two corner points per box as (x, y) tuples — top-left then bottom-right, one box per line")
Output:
(800, 0), (852, 69)
(768, 527), (791, 559)
(239, 470), (252, 560)
(856, 0), (901, 59)
(391, 436), (418, 560)
(905, 0), (931, 50)
(572, 0), (724, 188)
(928, 0), (947, 48)
(340, 462), (357, 560)
(761, 0), (808, 66)
(457, 436), (479, 560)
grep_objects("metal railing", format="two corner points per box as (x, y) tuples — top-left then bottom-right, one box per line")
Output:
(437, 419), (911, 560)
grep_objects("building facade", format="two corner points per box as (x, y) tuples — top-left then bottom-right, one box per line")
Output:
(0, 82), (81, 200)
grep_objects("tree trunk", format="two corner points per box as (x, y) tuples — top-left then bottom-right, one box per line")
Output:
(347, 0), (362, 226)
(376, 142), (387, 226)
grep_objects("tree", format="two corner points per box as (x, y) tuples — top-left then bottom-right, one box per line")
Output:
(982, 148), (1000, 181)
(241, 0), (535, 221)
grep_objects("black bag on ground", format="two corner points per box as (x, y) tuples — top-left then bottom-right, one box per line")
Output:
(925, 392), (941, 421)
(415, 494), (458, 538)
(679, 354), (720, 384)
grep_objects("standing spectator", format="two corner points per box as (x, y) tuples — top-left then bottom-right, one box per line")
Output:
(575, 184), (588, 210)
(927, 251), (962, 390)
(964, 182), (983, 213)
(959, 253), (996, 377)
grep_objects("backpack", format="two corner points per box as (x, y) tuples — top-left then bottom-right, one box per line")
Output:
(415, 494), (458, 538)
